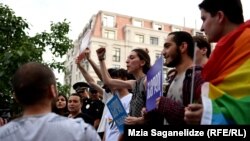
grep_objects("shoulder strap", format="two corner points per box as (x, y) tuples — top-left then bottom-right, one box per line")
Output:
(183, 65), (203, 106)
(163, 69), (177, 96)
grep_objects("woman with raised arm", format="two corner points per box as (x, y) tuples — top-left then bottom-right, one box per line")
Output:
(76, 48), (104, 95)
(77, 48), (134, 140)
(96, 47), (151, 125)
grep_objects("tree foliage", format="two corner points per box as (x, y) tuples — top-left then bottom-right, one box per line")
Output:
(57, 82), (71, 97)
(0, 3), (72, 113)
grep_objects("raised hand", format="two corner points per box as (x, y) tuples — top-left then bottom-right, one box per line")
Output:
(96, 46), (106, 61)
(76, 48), (89, 66)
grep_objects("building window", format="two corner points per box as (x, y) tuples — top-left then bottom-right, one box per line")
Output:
(71, 49), (74, 56)
(133, 19), (142, 27)
(76, 74), (78, 81)
(112, 64), (120, 69)
(68, 75), (72, 87)
(104, 30), (115, 39)
(195, 32), (204, 36)
(150, 37), (159, 45)
(70, 62), (73, 73)
(97, 81), (103, 86)
(103, 15), (114, 27)
(112, 48), (120, 62)
(135, 34), (144, 43)
(79, 72), (82, 79)
(67, 54), (70, 60)
(172, 26), (181, 32)
(153, 23), (162, 30)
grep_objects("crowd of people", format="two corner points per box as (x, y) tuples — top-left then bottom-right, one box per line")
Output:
(0, 0), (250, 140)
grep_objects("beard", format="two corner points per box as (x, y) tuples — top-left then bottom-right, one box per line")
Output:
(165, 48), (182, 68)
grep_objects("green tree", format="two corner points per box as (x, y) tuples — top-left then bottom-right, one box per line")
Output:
(57, 82), (70, 97)
(0, 3), (73, 115)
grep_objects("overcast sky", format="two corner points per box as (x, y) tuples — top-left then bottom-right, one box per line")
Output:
(1, 0), (250, 83)
(2, 0), (250, 40)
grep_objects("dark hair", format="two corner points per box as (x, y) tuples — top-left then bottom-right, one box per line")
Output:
(109, 68), (134, 80)
(12, 62), (56, 106)
(69, 93), (83, 104)
(199, 0), (244, 24)
(193, 36), (211, 58)
(52, 94), (68, 115)
(89, 87), (98, 94)
(57, 94), (68, 106)
(168, 31), (194, 59)
(102, 68), (117, 93)
(131, 48), (151, 74)
(108, 68), (117, 78)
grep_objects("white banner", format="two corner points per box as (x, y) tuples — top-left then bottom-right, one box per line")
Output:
(80, 29), (91, 53)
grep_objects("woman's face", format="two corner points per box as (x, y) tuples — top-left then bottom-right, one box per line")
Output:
(126, 51), (144, 74)
(56, 95), (67, 109)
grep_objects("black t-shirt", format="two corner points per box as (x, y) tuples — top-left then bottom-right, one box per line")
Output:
(73, 112), (94, 126)
(81, 98), (104, 120)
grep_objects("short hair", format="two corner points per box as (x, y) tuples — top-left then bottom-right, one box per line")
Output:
(199, 0), (244, 24)
(168, 31), (194, 59)
(69, 93), (83, 104)
(102, 68), (117, 93)
(12, 62), (56, 106)
(89, 87), (98, 94)
(193, 36), (211, 58)
(109, 68), (134, 80)
(131, 48), (151, 74)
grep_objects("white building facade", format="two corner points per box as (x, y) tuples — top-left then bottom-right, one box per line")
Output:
(64, 11), (201, 93)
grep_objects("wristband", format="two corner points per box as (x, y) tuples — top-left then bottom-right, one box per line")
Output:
(99, 58), (105, 61)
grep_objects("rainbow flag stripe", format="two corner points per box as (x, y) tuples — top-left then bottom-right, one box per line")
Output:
(201, 20), (250, 125)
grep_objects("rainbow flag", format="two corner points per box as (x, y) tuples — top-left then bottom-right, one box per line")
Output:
(201, 20), (250, 124)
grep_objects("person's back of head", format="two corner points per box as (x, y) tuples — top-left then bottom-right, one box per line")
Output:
(193, 35), (211, 58)
(110, 68), (134, 81)
(2, 63), (101, 141)
(101, 68), (116, 93)
(168, 31), (195, 59)
(199, 0), (244, 24)
(12, 62), (56, 106)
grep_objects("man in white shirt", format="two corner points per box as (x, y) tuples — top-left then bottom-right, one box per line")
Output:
(0, 62), (100, 141)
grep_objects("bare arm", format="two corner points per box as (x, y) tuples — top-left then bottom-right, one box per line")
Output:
(85, 48), (103, 81)
(96, 47), (135, 90)
(76, 52), (103, 95)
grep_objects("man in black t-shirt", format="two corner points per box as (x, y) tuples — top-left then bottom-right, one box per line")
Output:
(73, 82), (104, 129)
